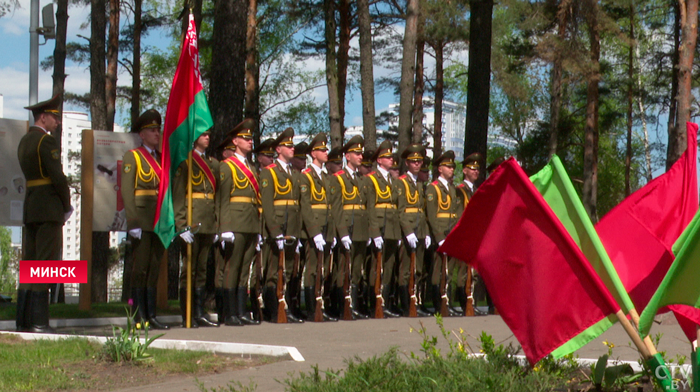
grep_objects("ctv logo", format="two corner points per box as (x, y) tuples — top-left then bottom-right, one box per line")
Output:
(19, 261), (88, 284)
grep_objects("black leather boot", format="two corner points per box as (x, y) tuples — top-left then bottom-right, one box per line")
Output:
(223, 289), (243, 326)
(263, 286), (278, 322)
(145, 287), (170, 330)
(382, 285), (400, 318)
(29, 290), (55, 333)
(431, 285), (447, 316)
(16, 289), (30, 332)
(398, 285), (410, 317)
(214, 288), (224, 324)
(195, 288), (218, 327)
(351, 285), (369, 319)
(249, 286), (263, 322)
(305, 287), (317, 321)
(132, 287), (148, 324)
(237, 287), (260, 325)
(179, 288), (199, 328)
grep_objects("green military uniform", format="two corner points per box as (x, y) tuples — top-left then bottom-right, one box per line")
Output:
(366, 141), (401, 318)
(397, 144), (431, 316)
(260, 128), (303, 323)
(425, 151), (461, 317)
(217, 119), (261, 326)
(298, 133), (336, 321)
(328, 136), (371, 319)
(173, 139), (219, 328)
(17, 94), (71, 333)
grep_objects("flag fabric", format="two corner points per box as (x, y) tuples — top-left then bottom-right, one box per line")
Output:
(639, 209), (700, 336)
(530, 155), (635, 314)
(154, 14), (214, 247)
(438, 158), (620, 366)
(595, 122), (700, 340)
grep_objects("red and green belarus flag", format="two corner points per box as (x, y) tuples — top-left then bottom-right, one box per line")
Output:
(154, 14), (214, 247)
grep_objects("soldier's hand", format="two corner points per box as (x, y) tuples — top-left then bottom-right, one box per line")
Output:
(438, 239), (445, 247)
(256, 235), (263, 252)
(406, 233), (418, 249)
(341, 236), (352, 250)
(332, 237), (338, 249)
(373, 236), (384, 250)
(213, 234), (219, 243)
(295, 241), (302, 254)
(313, 234), (326, 252)
(425, 236), (432, 249)
(221, 232), (235, 243)
(276, 234), (285, 250)
(180, 230), (195, 244)
(64, 206), (74, 223)
(129, 228), (142, 239)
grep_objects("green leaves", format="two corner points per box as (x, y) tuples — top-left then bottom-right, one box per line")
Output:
(102, 307), (164, 362)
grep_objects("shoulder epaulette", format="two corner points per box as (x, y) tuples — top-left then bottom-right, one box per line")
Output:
(431, 180), (438, 185)
(265, 163), (277, 170)
(399, 174), (407, 179)
(366, 171), (376, 177)
(456, 183), (465, 188)
(302, 167), (312, 174)
(334, 170), (345, 176)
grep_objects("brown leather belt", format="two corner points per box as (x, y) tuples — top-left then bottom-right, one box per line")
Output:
(26, 178), (52, 187)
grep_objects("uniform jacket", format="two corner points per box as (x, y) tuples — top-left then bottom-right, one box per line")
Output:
(425, 178), (460, 243)
(366, 170), (401, 240)
(217, 155), (261, 234)
(397, 174), (427, 239)
(121, 146), (160, 231)
(260, 160), (301, 238)
(455, 182), (475, 212)
(172, 151), (218, 234)
(328, 168), (369, 242)
(17, 126), (71, 224)
(299, 166), (333, 242)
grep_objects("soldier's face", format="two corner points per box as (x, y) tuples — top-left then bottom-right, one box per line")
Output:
(257, 154), (274, 167)
(345, 151), (362, 168)
(464, 166), (479, 183)
(377, 156), (392, 171)
(40, 112), (61, 133)
(195, 133), (210, 150)
(311, 149), (328, 164)
(438, 165), (454, 180)
(139, 127), (160, 148)
(407, 159), (421, 175)
(234, 136), (253, 155)
(277, 145), (295, 161)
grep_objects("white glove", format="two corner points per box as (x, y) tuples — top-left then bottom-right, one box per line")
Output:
(398, 240), (402, 247)
(367, 238), (372, 247)
(406, 233), (418, 249)
(221, 232), (235, 242)
(64, 206), (74, 223)
(180, 230), (195, 244)
(425, 236), (432, 248)
(341, 235), (352, 250)
(276, 234), (285, 250)
(221, 240), (226, 251)
(256, 234), (263, 252)
(373, 236), (384, 250)
(213, 234), (219, 243)
(296, 241), (302, 254)
(438, 239), (445, 247)
(313, 233), (326, 252)
(332, 237), (337, 249)
(129, 228), (142, 239)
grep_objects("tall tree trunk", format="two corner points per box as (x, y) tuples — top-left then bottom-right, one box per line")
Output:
(582, 0), (600, 223)
(324, 0), (342, 148)
(397, 0), (420, 154)
(357, 0), (377, 150)
(465, 0), (493, 176)
(245, 0), (261, 145)
(91, 0), (109, 302)
(666, 1), (680, 169)
(625, 3), (634, 196)
(434, 43), (445, 162)
(106, 0), (119, 130)
(130, 0), (142, 132)
(635, 41), (652, 181)
(669, 0), (698, 168)
(549, 0), (568, 158)
(181, 0), (204, 36)
(337, 0), (351, 138)
(412, 11), (425, 145)
(210, 0), (247, 150)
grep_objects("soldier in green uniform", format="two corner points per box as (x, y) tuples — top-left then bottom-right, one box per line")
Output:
(396, 144), (431, 317)
(425, 151), (461, 317)
(254, 138), (275, 169)
(260, 128), (304, 323)
(326, 147), (343, 175)
(299, 133), (337, 321)
(17, 94), (72, 333)
(213, 135), (237, 323)
(389, 153), (401, 180)
(217, 119), (262, 326)
(289, 140), (309, 318)
(328, 136), (370, 319)
(173, 130), (219, 327)
(366, 141), (401, 318)
(455, 152), (482, 316)
(121, 109), (169, 329)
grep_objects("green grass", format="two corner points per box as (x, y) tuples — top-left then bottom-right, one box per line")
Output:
(0, 334), (264, 392)
(0, 301), (181, 321)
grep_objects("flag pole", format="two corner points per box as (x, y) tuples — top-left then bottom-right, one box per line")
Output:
(186, 150), (193, 328)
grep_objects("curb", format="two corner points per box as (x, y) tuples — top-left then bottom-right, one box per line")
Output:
(0, 331), (305, 362)
(0, 314), (184, 330)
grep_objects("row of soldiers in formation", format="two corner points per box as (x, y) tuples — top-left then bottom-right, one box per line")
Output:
(14, 92), (494, 333)
(122, 109), (498, 329)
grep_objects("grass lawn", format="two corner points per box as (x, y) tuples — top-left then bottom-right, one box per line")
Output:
(0, 301), (182, 321)
(0, 334), (278, 392)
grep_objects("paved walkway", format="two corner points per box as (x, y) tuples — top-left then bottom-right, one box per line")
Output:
(105, 314), (693, 392)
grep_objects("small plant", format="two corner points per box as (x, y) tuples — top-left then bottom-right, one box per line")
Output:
(102, 306), (164, 363)
(583, 340), (644, 391)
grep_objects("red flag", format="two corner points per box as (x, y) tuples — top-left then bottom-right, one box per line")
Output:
(439, 158), (620, 365)
(595, 122), (700, 340)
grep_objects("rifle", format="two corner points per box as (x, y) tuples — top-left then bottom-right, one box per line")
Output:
(341, 204), (355, 321)
(314, 202), (330, 322)
(438, 200), (455, 318)
(253, 219), (264, 322)
(276, 202), (291, 324)
(374, 201), (388, 319)
(464, 266), (475, 316)
(408, 245), (418, 318)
